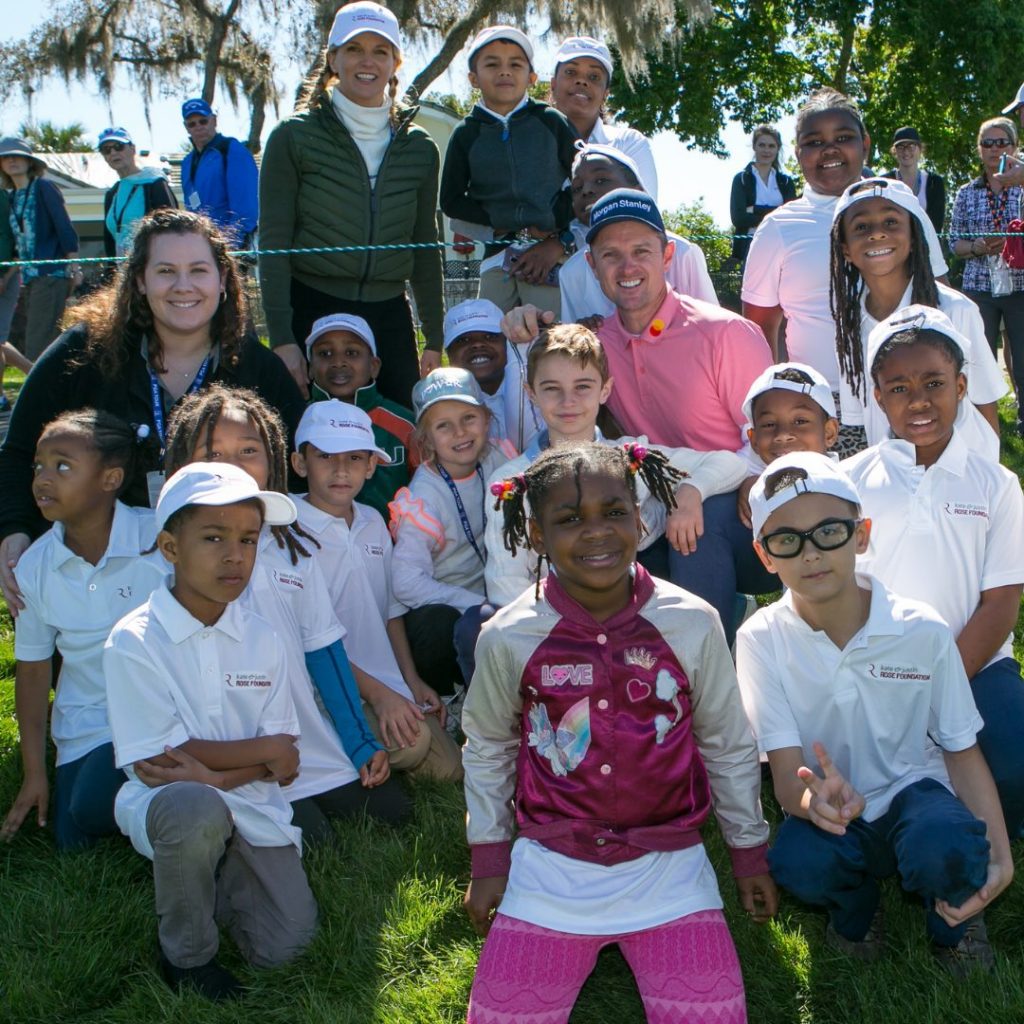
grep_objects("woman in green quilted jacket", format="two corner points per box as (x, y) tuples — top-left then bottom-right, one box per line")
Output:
(259, 1), (445, 408)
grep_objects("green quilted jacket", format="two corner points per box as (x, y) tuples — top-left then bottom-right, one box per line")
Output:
(258, 92), (445, 351)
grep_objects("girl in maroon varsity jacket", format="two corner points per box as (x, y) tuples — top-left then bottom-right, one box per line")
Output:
(461, 441), (775, 1024)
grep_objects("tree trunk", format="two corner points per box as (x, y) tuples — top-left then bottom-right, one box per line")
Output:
(247, 81), (267, 152)
(404, 0), (504, 103)
(198, 0), (242, 103)
(831, 8), (857, 94)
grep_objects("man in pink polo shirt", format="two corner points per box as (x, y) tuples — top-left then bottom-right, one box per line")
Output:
(502, 187), (776, 646)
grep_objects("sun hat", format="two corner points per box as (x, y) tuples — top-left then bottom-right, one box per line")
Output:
(467, 25), (534, 66)
(742, 362), (837, 426)
(443, 299), (505, 350)
(553, 36), (613, 79)
(749, 451), (861, 538)
(585, 188), (665, 246)
(328, 1), (401, 50)
(156, 462), (296, 531)
(304, 313), (377, 359)
(295, 400), (392, 461)
(0, 138), (46, 174)
(411, 368), (486, 422)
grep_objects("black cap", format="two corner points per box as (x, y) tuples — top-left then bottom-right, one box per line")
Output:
(892, 126), (922, 145)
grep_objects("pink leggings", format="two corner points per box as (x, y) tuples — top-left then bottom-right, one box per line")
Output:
(467, 909), (746, 1024)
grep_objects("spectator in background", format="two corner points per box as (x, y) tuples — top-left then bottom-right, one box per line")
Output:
(548, 36), (659, 203)
(883, 127), (946, 234)
(1003, 82), (1024, 127)
(0, 137), (81, 363)
(97, 127), (177, 258)
(729, 125), (797, 263)
(179, 99), (258, 249)
(0, 189), (33, 411)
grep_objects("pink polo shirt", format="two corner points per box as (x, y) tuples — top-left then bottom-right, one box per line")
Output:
(598, 289), (772, 451)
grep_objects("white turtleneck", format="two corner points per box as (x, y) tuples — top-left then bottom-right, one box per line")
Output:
(331, 87), (392, 186)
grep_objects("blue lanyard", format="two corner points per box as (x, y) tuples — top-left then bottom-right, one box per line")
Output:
(436, 463), (486, 563)
(148, 354), (211, 447)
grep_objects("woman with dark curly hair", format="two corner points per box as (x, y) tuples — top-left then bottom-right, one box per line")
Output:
(0, 207), (304, 610)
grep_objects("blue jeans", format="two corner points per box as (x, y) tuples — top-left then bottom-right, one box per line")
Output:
(53, 742), (125, 851)
(667, 492), (778, 648)
(769, 778), (989, 946)
(970, 657), (1024, 839)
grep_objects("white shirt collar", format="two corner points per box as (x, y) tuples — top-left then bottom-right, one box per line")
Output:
(149, 577), (245, 644)
(50, 501), (153, 570)
(477, 95), (529, 124)
(777, 572), (903, 643)
(877, 428), (968, 477)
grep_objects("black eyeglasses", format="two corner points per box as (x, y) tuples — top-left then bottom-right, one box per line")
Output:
(185, 117), (211, 128)
(980, 138), (1014, 149)
(760, 518), (861, 558)
(99, 142), (127, 155)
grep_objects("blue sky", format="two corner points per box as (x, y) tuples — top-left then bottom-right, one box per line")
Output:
(1, 6), (794, 227)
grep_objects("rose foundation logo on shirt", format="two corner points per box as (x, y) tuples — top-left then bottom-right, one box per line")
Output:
(273, 569), (305, 590)
(867, 663), (931, 681)
(224, 672), (273, 688)
(541, 663), (594, 687)
(943, 501), (988, 520)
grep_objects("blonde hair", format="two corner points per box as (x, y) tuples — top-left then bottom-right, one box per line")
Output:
(297, 43), (404, 129)
(526, 323), (610, 387)
(413, 402), (493, 465)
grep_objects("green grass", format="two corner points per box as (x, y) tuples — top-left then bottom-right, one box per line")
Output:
(2, 402), (1024, 1022)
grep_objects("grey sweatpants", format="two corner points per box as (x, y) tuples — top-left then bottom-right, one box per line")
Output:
(145, 782), (318, 969)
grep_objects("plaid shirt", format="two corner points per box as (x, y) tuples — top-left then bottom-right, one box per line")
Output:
(948, 176), (1024, 292)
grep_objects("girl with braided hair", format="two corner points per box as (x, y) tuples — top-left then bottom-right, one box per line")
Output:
(463, 440), (776, 1024)
(164, 383), (411, 843)
(830, 177), (1005, 459)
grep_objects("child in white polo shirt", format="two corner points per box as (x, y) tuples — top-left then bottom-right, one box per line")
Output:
(2, 409), (166, 851)
(737, 452), (1013, 976)
(291, 400), (463, 781)
(843, 306), (1024, 841)
(104, 463), (318, 1001)
(735, 361), (839, 528)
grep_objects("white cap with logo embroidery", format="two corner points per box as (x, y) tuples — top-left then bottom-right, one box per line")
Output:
(156, 462), (296, 530)
(295, 400), (392, 461)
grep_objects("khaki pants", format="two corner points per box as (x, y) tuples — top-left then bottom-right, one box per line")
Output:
(145, 782), (318, 969)
(362, 700), (463, 782)
(478, 266), (562, 319)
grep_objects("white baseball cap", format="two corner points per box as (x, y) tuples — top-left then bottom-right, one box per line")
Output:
(832, 176), (931, 239)
(467, 25), (534, 66)
(304, 313), (377, 359)
(553, 36), (614, 79)
(749, 452), (861, 538)
(571, 141), (644, 190)
(295, 400), (392, 461)
(1002, 82), (1024, 115)
(328, 1), (401, 50)
(443, 298), (505, 350)
(156, 462), (296, 531)
(866, 304), (970, 378)
(742, 362), (837, 425)
(411, 368), (485, 421)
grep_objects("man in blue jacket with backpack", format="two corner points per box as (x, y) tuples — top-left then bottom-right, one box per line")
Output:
(180, 99), (259, 250)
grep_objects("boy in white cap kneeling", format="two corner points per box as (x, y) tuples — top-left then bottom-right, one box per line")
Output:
(291, 401), (463, 781)
(104, 464), (317, 1000)
(736, 451), (1012, 977)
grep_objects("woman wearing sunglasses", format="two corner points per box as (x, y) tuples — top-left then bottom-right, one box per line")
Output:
(949, 117), (1024, 401)
(97, 128), (177, 259)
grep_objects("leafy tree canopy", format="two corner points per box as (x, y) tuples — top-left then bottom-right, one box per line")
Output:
(609, 0), (1024, 184)
(19, 120), (91, 152)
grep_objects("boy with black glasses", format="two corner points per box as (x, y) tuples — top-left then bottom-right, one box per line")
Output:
(735, 451), (1012, 978)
